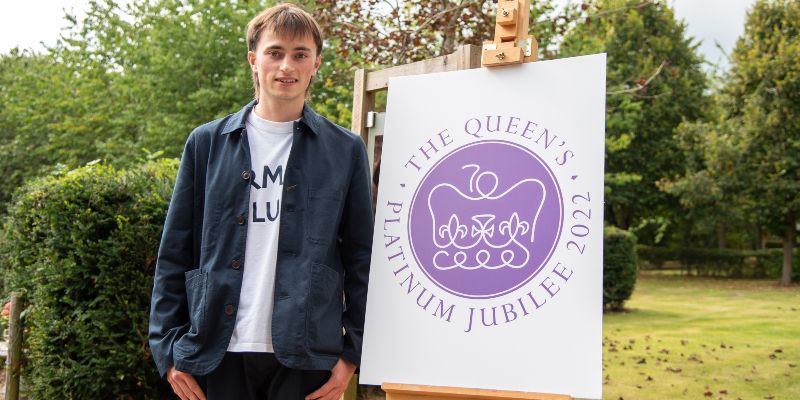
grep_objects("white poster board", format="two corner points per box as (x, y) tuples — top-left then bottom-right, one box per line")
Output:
(360, 54), (606, 400)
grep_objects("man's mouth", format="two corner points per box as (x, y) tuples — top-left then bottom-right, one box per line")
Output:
(276, 78), (298, 83)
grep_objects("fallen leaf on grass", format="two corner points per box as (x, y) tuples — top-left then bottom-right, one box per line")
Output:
(637, 357), (647, 364)
(704, 391), (713, 397)
(681, 339), (688, 346)
(719, 389), (728, 394)
(788, 363), (797, 368)
(774, 348), (783, 353)
(688, 354), (704, 363)
(666, 367), (682, 373)
(769, 354), (777, 360)
(646, 376), (653, 381)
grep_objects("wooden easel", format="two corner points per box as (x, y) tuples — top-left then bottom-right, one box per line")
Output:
(349, 1), (571, 399)
(382, 383), (570, 400)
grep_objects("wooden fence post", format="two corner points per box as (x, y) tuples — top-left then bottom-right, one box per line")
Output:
(5, 291), (25, 400)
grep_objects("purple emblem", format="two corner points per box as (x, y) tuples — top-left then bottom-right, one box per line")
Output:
(408, 141), (563, 298)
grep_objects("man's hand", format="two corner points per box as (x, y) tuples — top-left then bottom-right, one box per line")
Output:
(305, 358), (357, 400)
(167, 366), (206, 400)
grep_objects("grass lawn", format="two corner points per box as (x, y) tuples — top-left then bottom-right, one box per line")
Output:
(358, 273), (800, 400)
(603, 272), (800, 400)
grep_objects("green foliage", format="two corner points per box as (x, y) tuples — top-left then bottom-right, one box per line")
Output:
(560, 0), (708, 233)
(53, 0), (268, 161)
(0, 50), (78, 206)
(727, 0), (800, 270)
(604, 226), (638, 311)
(638, 245), (800, 280)
(660, 112), (757, 249)
(0, 159), (178, 399)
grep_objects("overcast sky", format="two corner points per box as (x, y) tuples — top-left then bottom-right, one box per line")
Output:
(1, 0), (755, 71)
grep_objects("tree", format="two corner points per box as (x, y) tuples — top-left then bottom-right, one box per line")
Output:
(558, 0), (708, 238)
(660, 109), (756, 250)
(0, 50), (82, 205)
(314, 0), (584, 66)
(0, 0), (366, 207)
(725, 0), (800, 285)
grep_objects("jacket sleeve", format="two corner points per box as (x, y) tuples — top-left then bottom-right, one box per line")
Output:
(338, 135), (374, 367)
(149, 133), (197, 377)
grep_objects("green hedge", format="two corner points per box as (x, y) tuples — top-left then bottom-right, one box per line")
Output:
(0, 160), (177, 399)
(637, 245), (800, 280)
(604, 226), (638, 311)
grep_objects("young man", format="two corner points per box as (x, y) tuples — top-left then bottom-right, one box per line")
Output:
(148, 4), (373, 400)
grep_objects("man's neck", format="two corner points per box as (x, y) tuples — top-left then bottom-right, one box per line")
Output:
(253, 98), (304, 122)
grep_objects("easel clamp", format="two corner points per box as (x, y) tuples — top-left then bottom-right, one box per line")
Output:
(482, 0), (539, 67)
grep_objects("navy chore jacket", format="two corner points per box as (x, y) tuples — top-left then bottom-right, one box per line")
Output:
(148, 100), (373, 377)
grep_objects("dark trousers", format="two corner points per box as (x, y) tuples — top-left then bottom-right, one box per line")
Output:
(195, 352), (331, 400)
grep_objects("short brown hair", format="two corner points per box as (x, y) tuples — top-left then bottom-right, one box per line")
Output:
(246, 3), (323, 100)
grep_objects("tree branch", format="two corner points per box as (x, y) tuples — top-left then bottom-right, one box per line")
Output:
(608, 60), (667, 95)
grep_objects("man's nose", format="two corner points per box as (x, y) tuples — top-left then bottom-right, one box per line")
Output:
(279, 57), (293, 72)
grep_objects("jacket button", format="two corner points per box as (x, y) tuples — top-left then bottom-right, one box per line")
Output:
(224, 304), (235, 316)
(236, 215), (245, 225)
(231, 259), (241, 269)
(241, 170), (251, 180)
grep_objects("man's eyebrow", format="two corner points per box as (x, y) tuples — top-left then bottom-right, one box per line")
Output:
(264, 44), (312, 52)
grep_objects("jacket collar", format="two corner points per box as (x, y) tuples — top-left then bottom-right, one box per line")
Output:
(221, 100), (321, 135)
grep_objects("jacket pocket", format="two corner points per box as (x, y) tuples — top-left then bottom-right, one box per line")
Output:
(176, 269), (208, 351)
(306, 262), (344, 355)
(307, 187), (343, 245)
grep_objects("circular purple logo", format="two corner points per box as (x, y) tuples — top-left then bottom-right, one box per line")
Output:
(408, 141), (563, 299)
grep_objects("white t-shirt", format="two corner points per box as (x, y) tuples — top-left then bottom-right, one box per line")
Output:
(227, 111), (294, 353)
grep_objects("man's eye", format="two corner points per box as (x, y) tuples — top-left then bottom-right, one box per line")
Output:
(268, 51), (281, 58)
(295, 53), (308, 59)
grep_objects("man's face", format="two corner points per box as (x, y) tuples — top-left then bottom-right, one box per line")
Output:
(248, 30), (321, 105)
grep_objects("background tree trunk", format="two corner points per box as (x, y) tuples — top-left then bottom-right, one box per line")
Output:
(781, 213), (795, 286)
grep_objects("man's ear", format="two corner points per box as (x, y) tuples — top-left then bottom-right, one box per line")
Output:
(313, 55), (322, 74)
(247, 51), (258, 72)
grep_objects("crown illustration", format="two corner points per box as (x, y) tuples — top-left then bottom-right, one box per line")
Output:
(427, 164), (546, 271)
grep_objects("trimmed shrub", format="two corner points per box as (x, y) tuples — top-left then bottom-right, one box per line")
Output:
(604, 226), (638, 311)
(0, 160), (177, 399)
(637, 245), (799, 280)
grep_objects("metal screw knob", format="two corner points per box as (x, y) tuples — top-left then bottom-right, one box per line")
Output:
(501, 8), (509, 17)
(496, 52), (506, 60)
